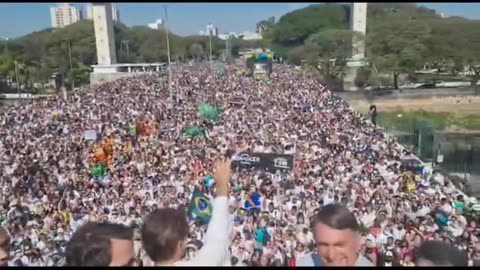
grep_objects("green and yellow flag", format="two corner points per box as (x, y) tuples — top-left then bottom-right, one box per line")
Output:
(184, 124), (206, 138)
(198, 103), (221, 122)
(188, 187), (212, 224)
(91, 163), (107, 178)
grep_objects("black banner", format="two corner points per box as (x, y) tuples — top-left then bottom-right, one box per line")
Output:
(232, 152), (294, 172)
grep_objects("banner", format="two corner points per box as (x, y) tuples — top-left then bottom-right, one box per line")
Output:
(232, 152), (294, 172)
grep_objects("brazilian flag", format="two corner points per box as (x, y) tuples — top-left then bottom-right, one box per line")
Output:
(184, 124), (206, 138)
(198, 103), (221, 123)
(188, 187), (212, 224)
(91, 163), (106, 178)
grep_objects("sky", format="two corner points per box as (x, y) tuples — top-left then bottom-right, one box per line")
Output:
(0, 2), (480, 39)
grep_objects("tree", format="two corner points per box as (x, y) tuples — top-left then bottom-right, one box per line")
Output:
(305, 29), (364, 81)
(256, 17), (276, 45)
(367, 18), (431, 89)
(272, 3), (350, 46)
(256, 16), (275, 34)
(0, 54), (15, 80)
(189, 43), (204, 59)
(286, 44), (318, 66)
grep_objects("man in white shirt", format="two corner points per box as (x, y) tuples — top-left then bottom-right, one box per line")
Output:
(141, 158), (232, 266)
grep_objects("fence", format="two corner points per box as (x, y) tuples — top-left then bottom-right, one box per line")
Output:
(376, 114), (480, 196)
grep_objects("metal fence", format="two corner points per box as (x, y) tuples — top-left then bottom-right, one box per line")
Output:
(377, 114), (480, 195)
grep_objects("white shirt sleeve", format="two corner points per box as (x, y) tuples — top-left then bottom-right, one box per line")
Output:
(175, 196), (231, 266)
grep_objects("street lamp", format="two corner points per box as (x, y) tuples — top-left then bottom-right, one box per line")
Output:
(62, 39), (74, 91)
(14, 60), (20, 100)
(121, 40), (130, 56)
(209, 30), (213, 78)
(164, 5), (173, 108)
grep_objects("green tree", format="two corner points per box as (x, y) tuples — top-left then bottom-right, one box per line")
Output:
(367, 18), (431, 89)
(272, 4), (350, 46)
(256, 17), (275, 46)
(189, 43), (204, 59)
(256, 16), (275, 34)
(305, 29), (363, 81)
(0, 54), (15, 80)
(286, 44), (318, 66)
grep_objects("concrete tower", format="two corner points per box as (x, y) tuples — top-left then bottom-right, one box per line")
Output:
(343, 2), (368, 91)
(350, 3), (367, 60)
(92, 3), (117, 65)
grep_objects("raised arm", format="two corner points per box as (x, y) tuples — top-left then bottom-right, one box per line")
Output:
(180, 158), (232, 266)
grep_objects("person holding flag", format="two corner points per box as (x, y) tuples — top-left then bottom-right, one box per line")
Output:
(141, 157), (232, 266)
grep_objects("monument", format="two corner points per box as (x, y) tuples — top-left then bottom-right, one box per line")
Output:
(343, 2), (368, 91)
(89, 3), (167, 84)
(92, 3), (117, 66)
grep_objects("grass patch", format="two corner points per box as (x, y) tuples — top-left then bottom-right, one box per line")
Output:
(378, 110), (480, 131)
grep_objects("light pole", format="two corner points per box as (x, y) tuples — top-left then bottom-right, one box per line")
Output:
(14, 60), (20, 100)
(209, 31), (213, 78)
(63, 40), (74, 91)
(121, 40), (130, 56)
(164, 5), (173, 108)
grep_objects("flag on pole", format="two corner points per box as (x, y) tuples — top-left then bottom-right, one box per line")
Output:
(188, 187), (212, 224)
(198, 103), (221, 122)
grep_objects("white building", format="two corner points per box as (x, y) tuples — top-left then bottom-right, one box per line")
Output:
(50, 3), (82, 28)
(148, 19), (164, 30)
(206, 24), (218, 37)
(217, 31), (262, 41)
(85, 3), (120, 22)
(218, 32), (236, 40)
(240, 31), (262, 40)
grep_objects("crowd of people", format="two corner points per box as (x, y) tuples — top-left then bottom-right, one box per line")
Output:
(0, 63), (478, 266)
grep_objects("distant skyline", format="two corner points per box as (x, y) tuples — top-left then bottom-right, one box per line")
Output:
(0, 3), (480, 38)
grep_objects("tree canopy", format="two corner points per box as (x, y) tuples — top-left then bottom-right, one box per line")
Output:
(266, 3), (480, 89)
(0, 20), (260, 88)
(3, 3), (480, 90)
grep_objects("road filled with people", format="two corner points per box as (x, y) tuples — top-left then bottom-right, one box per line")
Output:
(0, 64), (478, 266)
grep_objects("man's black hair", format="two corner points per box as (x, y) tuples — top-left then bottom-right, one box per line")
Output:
(231, 256), (239, 266)
(415, 240), (468, 266)
(310, 204), (359, 232)
(65, 222), (133, 266)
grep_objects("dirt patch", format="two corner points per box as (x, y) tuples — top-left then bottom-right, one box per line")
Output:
(350, 96), (480, 116)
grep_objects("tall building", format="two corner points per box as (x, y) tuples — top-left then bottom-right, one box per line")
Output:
(85, 3), (120, 22)
(148, 19), (164, 30)
(50, 3), (82, 28)
(206, 24), (218, 37)
(92, 3), (117, 65)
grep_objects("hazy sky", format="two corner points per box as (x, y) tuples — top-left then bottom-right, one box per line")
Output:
(0, 2), (479, 38)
